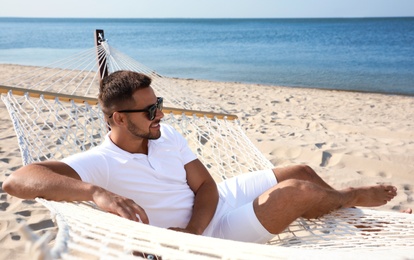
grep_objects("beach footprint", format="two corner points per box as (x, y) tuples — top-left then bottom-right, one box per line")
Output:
(319, 149), (345, 167)
(0, 202), (10, 211)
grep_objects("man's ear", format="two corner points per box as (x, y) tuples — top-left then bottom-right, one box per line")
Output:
(111, 112), (127, 126)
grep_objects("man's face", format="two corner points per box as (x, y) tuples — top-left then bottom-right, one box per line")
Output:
(124, 87), (164, 140)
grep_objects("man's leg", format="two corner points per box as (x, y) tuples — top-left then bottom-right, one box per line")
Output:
(272, 165), (334, 190)
(253, 179), (397, 234)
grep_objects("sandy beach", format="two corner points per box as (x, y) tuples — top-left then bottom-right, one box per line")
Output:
(1, 64), (413, 258)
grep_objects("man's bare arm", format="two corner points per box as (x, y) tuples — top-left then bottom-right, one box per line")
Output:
(2, 161), (149, 223)
(170, 159), (219, 235)
(3, 161), (89, 200)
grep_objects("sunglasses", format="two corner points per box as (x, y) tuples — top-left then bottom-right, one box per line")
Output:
(109, 97), (163, 121)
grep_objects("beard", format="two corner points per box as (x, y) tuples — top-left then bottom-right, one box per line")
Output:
(126, 118), (162, 140)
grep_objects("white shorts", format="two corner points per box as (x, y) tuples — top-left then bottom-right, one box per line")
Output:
(203, 169), (277, 243)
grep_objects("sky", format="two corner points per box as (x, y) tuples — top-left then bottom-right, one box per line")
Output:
(0, 0), (413, 19)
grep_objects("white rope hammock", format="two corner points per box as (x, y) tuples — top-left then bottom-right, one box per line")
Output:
(1, 32), (414, 259)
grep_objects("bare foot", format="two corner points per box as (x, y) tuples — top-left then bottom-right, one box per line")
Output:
(401, 208), (413, 214)
(343, 185), (397, 208)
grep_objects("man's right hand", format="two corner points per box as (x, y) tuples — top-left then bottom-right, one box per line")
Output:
(92, 187), (149, 223)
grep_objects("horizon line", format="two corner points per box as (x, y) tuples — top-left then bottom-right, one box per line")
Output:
(1, 16), (413, 20)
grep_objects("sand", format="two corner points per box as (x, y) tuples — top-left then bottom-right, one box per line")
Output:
(1, 65), (413, 258)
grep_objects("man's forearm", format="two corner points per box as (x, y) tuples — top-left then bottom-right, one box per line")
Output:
(2, 163), (96, 201)
(4, 162), (150, 223)
(185, 181), (219, 235)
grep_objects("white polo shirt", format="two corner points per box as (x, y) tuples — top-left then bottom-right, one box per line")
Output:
(61, 123), (197, 229)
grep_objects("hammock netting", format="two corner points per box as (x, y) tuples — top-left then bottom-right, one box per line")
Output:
(1, 34), (413, 259)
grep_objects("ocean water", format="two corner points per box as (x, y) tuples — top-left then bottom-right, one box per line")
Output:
(0, 17), (413, 96)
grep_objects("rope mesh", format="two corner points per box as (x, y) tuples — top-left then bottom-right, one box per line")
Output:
(36, 198), (414, 259)
(1, 39), (414, 259)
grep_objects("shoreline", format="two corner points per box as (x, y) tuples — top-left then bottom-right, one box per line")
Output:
(172, 76), (414, 98)
(1, 64), (413, 258)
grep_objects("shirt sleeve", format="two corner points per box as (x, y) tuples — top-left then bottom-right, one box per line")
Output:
(163, 124), (197, 165)
(61, 149), (109, 188)
(178, 133), (198, 165)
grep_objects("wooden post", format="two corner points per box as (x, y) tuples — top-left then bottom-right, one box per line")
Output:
(95, 29), (108, 80)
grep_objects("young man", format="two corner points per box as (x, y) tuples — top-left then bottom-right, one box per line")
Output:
(3, 70), (398, 243)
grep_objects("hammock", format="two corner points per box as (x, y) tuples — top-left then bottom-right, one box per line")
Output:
(1, 30), (413, 259)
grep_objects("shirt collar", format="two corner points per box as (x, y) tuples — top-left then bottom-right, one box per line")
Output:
(101, 126), (166, 158)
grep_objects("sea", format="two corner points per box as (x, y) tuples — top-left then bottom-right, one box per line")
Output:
(0, 17), (413, 96)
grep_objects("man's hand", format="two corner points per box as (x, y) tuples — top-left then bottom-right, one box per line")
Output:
(168, 227), (199, 235)
(92, 187), (149, 224)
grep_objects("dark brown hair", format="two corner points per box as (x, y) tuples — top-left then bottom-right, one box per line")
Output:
(99, 70), (152, 116)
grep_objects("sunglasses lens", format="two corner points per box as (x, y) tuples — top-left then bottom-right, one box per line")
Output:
(157, 98), (163, 111)
(148, 98), (163, 121)
(148, 105), (156, 121)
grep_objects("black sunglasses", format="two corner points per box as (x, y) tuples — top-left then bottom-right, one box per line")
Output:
(109, 97), (163, 121)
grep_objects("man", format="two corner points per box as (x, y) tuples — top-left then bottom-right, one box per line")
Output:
(3, 70), (399, 243)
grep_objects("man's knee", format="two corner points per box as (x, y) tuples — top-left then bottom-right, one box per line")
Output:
(272, 164), (318, 183)
(268, 179), (325, 202)
(294, 164), (316, 176)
